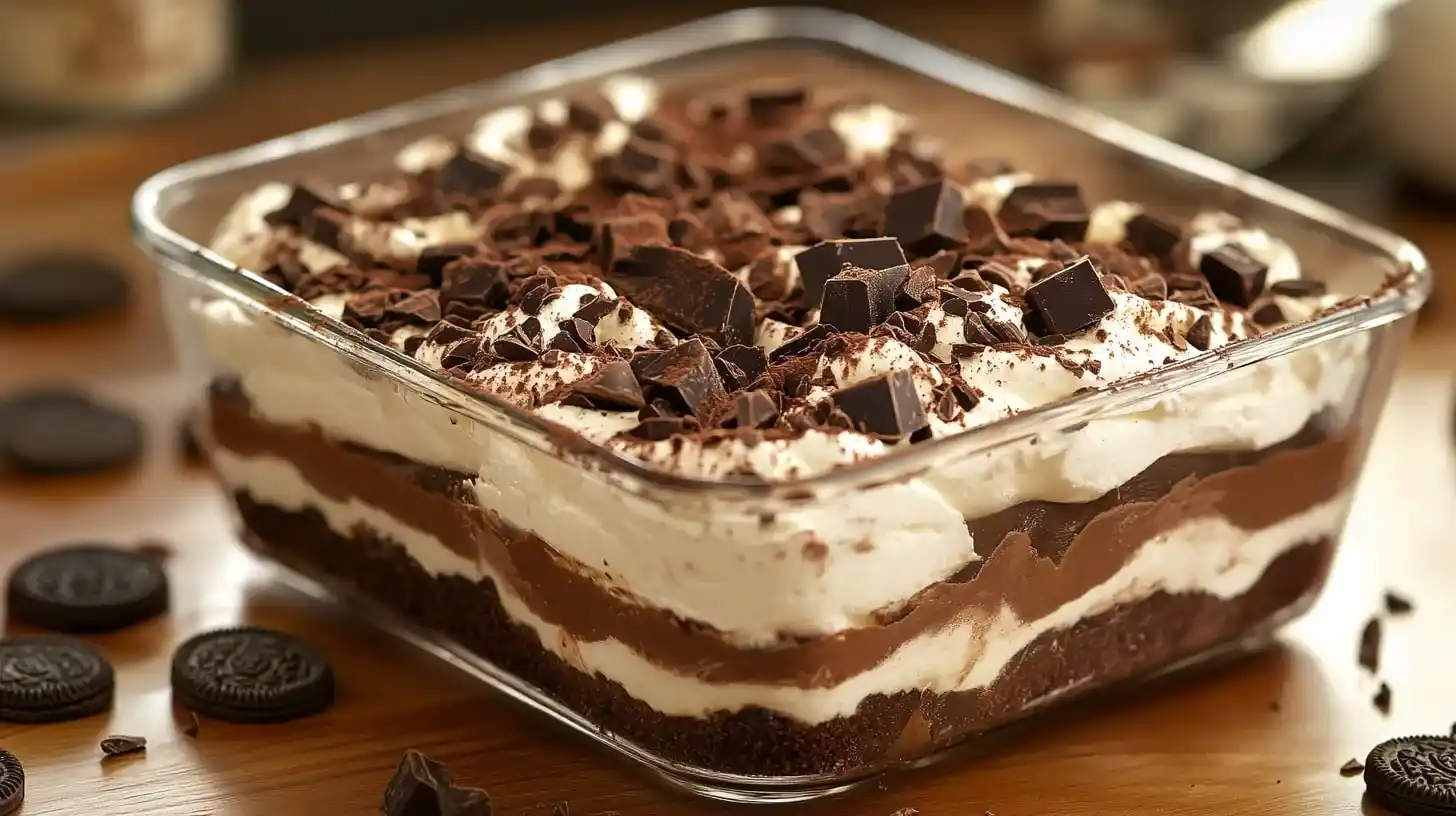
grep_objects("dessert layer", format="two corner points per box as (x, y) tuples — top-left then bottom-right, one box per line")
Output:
(204, 77), (1370, 488)
(236, 496), (1333, 776)
(197, 297), (1364, 644)
(209, 391), (1354, 723)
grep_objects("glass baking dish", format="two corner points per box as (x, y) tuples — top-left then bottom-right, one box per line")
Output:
(132, 6), (1429, 804)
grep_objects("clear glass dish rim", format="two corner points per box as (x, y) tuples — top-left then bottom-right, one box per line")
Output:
(131, 5), (1431, 506)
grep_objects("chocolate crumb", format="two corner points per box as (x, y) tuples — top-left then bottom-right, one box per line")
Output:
(1358, 617), (1382, 672)
(1373, 682), (1392, 714)
(1384, 591), (1414, 616)
(1339, 758), (1364, 777)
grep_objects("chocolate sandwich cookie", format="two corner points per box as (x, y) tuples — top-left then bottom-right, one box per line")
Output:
(0, 750), (21, 816)
(0, 389), (143, 476)
(0, 636), (115, 723)
(1365, 735), (1456, 815)
(7, 544), (170, 633)
(170, 627), (335, 723)
(0, 253), (130, 324)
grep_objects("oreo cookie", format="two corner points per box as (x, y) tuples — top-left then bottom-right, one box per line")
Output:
(0, 389), (143, 476)
(1365, 735), (1456, 815)
(0, 635), (115, 723)
(0, 750), (20, 816)
(0, 253), (130, 324)
(170, 627), (335, 723)
(7, 544), (169, 633)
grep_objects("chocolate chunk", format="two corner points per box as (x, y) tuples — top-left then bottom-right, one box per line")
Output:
(717, 345), (768, 384)
(100, 735), (147, 758)
(714, 358), (750, 391)
(702, 190), (774, 239)
(383, 289), (442, 325)
(999, 182), (1090, 242)
(939, 284), (993, 318)
(1384, 591), (1415, 615)
(1372, 682), (1392, 715)
(882, 180), (967, 253)
(798, 190), (864, 241)
(896, 265), (939, 310)
(607, 246), (756, 347)
(960, 313), (1000, 346)
(1129, 275), (1168, 301)
(819, 264), (910, 333)
(416, 243), (476, 285)
(1270, 278), (1327, 298)
(794, 238), (908, 306)
(1023, 256), (1114, 336)
(1125, 213), (1183, 260)
(961, 205), (999, 245)
(440, 338), (481, 369)
(769, 323), (837, 361)
(572, 297), (616, 327)
(1251, 302), (1285, 326)
(604, 138), (677, 192)
(746, 87), (808, 127)
(734, 391), (780, 429)
(300, 207), (350, 250)
(171, 627), (334, 723)
(491, 337), (539, 362)
(1199, 245), (1268, 306)
(382, 749), (492, 816)
(829, 370), (928, 440)
(919, 250), (961, 280)
(263, 184), (343, 228)
(597, 214), (669, 270)
(559, 317), (597, 350)
(1358, 617), (1382, 672)
(636, 339), (725, 418)
(440, 259), (508, 308)
(436, 148), (513, 200)
(1339, 758), (1364, 777)
(562, 360), (645, 411)
(0, 254), (131, 325)
(424, 320), (473, 346)
(627, 416), (688, 441)
(1185, 314), (1214, 350)
(884, 311), (922, 336)
(566, 99), (609, 134)
(0, 635), (114, 723)
(7, 545), (169, 633)
(761, 126), (847, 174)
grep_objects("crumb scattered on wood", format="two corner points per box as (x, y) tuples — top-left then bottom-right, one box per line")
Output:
(99, 735), (147, 757)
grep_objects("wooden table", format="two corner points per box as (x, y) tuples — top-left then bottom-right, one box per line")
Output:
(2, 8), (1454, 815)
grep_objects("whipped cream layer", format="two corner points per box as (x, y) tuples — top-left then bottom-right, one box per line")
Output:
(194, 81), (1370, 646)
(214, 446), (1349, 724)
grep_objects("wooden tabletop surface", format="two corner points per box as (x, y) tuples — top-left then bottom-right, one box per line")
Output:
(2, 7), (1455, 815)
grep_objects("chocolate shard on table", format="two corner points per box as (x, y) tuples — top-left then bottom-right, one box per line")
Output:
(1023, 256), (1115, 336)
(197, 75), (1379, 784)
(607, 245), (755, 347)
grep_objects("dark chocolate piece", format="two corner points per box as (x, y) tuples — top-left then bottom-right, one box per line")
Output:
(440, 260), (508, 308)
(263, 184), (343, 228)
(597, 214), (669, 270)
(819, 264), (910, 333)
(882, 180), (967, 253)
(1125, 213), (1183, 260)
(384, 290), (443, 325)
(999, 182), (1090, 242)
(1385, 591), (1415, 616)
(170, 627), (334, 723)
(607, 246), (756, 347)
(436, 148), (513, 199)
(769, 324), (836, 361)
(793, 238), (908, 306)
(895, 265), (939, 310)
(0, 635), (114, 723)
(0, 254), (131, 325)
(626, 416), (688, 441)
(604, 138), (677, 192)
(7, 544), (169, 634)
(1270, 279), (1327, 298)
(1251, 302), (1284, 326)
(1023, 257), (1114, 336)
(1373, 683), (1392, 715)
(416, 243), (476, 285)
(561, 361), (646, 411)
(746, 87), (808, 127)
(1358, 617), (1382, 673)
(828, 370), (928, 440)
(760, 126), (847, 174)
(734, 391), (780, 429)
(382, 749), (492, 816)
(1186, 314), (1214, 351)
(716, 345), (768, 384)
(99, 735), (147, 758)
(636, 339), (726, 419)
(1199, 245), (1268, 307)
(1339, 758), (1364, 777)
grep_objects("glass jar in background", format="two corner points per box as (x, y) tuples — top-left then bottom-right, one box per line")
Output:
(0, 0), (233, 118)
